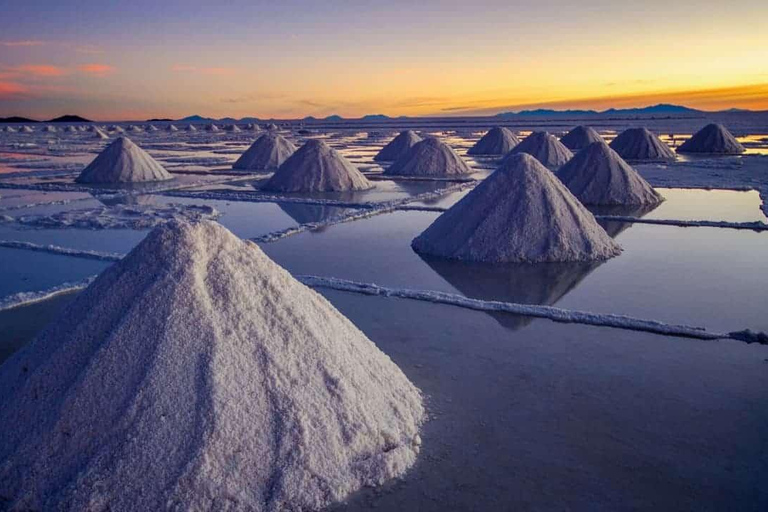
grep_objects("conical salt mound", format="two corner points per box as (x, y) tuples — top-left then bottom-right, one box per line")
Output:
(504, 131), (573, 169)
(109, 125), (125, 133)
(556, 142), (663, 206)
(385, 137), (472, 177)
(265, 123), (278, 131)
(93, 128), (109, 140)
(467, 127), (520, 155)
(0, 220), (424, 511)
(127, 125), (143, 133)
(65, 125), (78, 133)
(185, 124), (197, 132)
(233, 133), (297, 170)
(42, 125), (57, 133)
(3, 126), (17, 133)
(146, 124), (159, 132)
(166, 124), (179, 132)
(224, 124), (241, 132)
(264, 139), (373, 192)
(21, 126), (33, 133)
(75, 137), (172, 184)
(374, 130), (422, 161)
(412, 153), (621, 263)
(560, 125), (603, 150)
(677, 123), (745, 154)
(609, 127), (675, 161)
(205, 123), (220, 132)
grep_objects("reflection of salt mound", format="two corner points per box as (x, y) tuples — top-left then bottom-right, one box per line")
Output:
(677, 123), (745, 154)
(609, 127), (675, 161)
(278, 202), (347, 225)
(166, 124), (178, 132)
(422, 256), (600, 330)
(0, 220), (424, 512)
(557, 142), (663, 205)
(264, 139), (373, 192)
(205, 124), (220, 132)
(233, 133), (297, 170)
(185, 124), (197, 132)
(93, 128), (109, 140)
(560, 125), (603, 150)
(76, 137), (173, 184)
(42, 125), (57, 133)
(224, 124), (241, 132)
(412, 153), (621, 263)
(504, 131), (573, 169)
(468, 127), (520, 155)
(385, 137), (472, 177)
(374, 130), (422, 161)
(590, 202), (661, 238)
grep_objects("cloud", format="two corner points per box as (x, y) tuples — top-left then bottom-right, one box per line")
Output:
(11, 65), (67, 77)
(0, 81), (29, 99)
(171, 65), (237, 76)
(78, 64), (115, 76)
(1, 40), (45, 47)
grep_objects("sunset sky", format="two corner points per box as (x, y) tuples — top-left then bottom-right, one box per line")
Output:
(1, 0), (766, 120)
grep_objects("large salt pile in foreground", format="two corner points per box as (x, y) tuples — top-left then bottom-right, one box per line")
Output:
(556, 142), (663, 205)
(559, 125), (603, 150)
(609, 127), (675, 161)
(0, 220), (424, 511)
(264, 139), (373, 192)
(374, 130), (422, 161)
(75, 137), (173, 183)
(385, 137), (472, 177)
(677, 123), (745, 154)
(412, 153), (621, 262)
(468, 127), (520, 155)
(233, 133), (297, 170)
(504, 131), (573, 169)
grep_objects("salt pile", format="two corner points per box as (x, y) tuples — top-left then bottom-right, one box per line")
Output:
(75, 137), (173, 184)
(127, 125), (143, 133)
(42, 125), (57, 133)
(0, 220), (424, 511)
(385, 137), (472, 177)
(186, 124), (198, 132)
(609, 127), (675, 161)
(556, 142), (663, 205)
(2, 126), (17, 133)
(265, 123), (279, 131)
(264, 139), (373, 192)
(559, 125), (603, 150)
(93, 128), (109, 140)
(109, 125), (125, 133)
(467, 127), (520, 155)
(374, 130), (422, 161)
(146, 124), (159, 132)
(224, 124), (241, 132)
(21, 126), (33, 133)
(504, 131), (573, 169)
(677, 123), (745, 154)
(233, 132), (297, 170)
(205, 123), (220, 132)
(412, 153), (621, 262)
(166, 124), (179, 132)
(65, 125), (78, 133)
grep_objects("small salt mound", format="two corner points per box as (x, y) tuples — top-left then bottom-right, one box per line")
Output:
(224, 124), (241, 132)
(504, 131), (573, 169)
(374, 130), (422, 161)
(2, 126), (17, 133)
(233, 133), (297, 170)
(609, 127), (675, 161)
(127, 125), (143, 133)
(108, 125), (125, 133)
(0, 220), (424, 511)
(265, 123), (279, 131)
(78, 125), (88, 131)
(556, 142), (663, 205)
(412, 153), (621, 263)
(166, 124), (179, 132)
(75, 137), (172, 184)
(205, 123), (220, 132)
(559, 125), (603, 150)
(467, 127), (520, 155)
(65, 125), (78, 133)
(677, 123), (745, 154)
(42, 125), (57, 133)
(93, 128), (109, 140)
(146, 125), (159, 132)
(264, 139), (373, 192)
(245, 123), (260, 131)
(21, 126), (33, 133)
(185, 124), (198, 132)
(385, 137), (472, 177)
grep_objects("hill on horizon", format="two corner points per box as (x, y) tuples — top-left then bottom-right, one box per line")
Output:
(495, 103), (705, 118)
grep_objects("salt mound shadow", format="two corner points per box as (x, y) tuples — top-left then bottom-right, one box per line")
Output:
(0, 220), (425, 511)
(412, 153), (621, 263)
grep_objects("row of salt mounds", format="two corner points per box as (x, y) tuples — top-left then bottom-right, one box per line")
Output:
(556, 142), (664, 206)
(374, 130), (422, 161)
(263, 139), (373, 192)
(559, 125), (603, 150)
(233, 133), (297, 171)
(412, 153), (621, 263)
(0, 220), (425, 512)
(504, 131), (573, 169)
(677, 123), (745, 154)
(385, 137), (472, 177)
(609, 127), (675, 161)
(75, 137), (173, 184)
(467, 127), (520, 155)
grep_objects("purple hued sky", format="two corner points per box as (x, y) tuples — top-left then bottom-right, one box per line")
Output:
(1, 0), (766, 120)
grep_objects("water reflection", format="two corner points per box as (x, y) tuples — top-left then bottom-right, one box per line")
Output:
(588, 202), (661, 238)
(277, 202), (353, 225)
(420, 255), (602, 331)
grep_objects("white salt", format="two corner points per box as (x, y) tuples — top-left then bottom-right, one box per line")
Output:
(233, 133), (297, 171)
(75, 137), (172, 184)
(609, 127), (675, 161)
(385, 137), (472, 177)
(504, 131), (573, 169)
(468, 127), (520, 155)
(374, 130), (422, 161)
(677, 123), (745, 154)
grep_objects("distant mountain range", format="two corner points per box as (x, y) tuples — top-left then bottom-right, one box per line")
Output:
(0, 114), (93, 123)
(494, 104), (704, 118)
